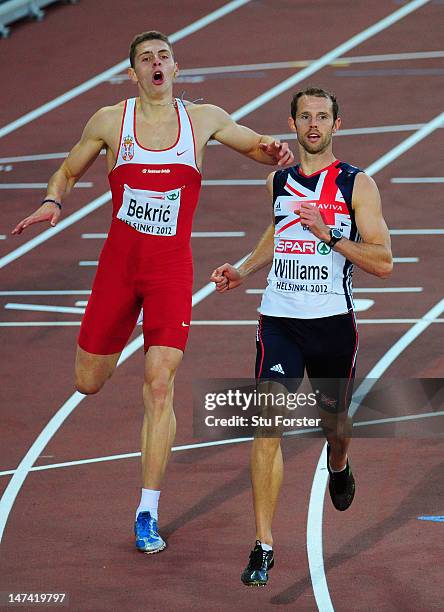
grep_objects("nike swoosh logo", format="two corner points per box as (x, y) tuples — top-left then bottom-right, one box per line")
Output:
(182, 322), (190, 327)
(177, 149), (189, 156)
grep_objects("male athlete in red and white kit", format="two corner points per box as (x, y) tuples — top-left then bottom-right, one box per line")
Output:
(12, 31), (293, 554)
(212, 88), (393, 585)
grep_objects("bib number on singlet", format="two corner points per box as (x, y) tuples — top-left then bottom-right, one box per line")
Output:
(117, 184), (181, 236)
(272, 244), (334, 293)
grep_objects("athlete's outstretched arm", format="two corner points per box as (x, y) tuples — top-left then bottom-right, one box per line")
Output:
(211, 173), (276, 292)
(206, 105), (294, 166)
(297, 173), (393, 279)
(12, 108), (110, 234)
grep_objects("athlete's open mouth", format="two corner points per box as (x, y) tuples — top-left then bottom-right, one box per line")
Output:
(307, 132), (321, 142)
(152, 70), (164, 85)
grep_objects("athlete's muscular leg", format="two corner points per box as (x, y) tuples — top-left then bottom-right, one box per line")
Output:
(141, 346), (183, 489)
(75, 346), (121, 395)
(251, 437), (283, 547)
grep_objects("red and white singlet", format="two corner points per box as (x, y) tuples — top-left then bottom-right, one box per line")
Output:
(78, 98), (202, 354)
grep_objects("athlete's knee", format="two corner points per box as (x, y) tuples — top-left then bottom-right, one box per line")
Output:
(75, 372), (106, 395)
(143, 376), (172, 407)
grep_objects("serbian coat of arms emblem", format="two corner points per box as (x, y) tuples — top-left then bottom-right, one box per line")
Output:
(121, 135), (135, 161)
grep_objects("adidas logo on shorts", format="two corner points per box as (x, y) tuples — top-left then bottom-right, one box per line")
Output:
(270, 363), (285, 375)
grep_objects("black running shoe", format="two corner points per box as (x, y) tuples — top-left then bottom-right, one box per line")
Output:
(241, 541), (274, 587)
(327, 444), (355, 511)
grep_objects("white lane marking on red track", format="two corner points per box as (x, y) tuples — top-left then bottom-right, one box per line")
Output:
(1, 410), (443, 478)
(108, 50), (444, 80)
(393, 257), (419, 263)
(231, 0), (432, 122)
(0, 0), (253, 139)
(4, 303), (85, 315)
(391, 177), (444, 183)
(390, 229), (444, 234)
(81, 231), (246, 239)
(0, 183), (92, 189)
(0, 290), (91, 295)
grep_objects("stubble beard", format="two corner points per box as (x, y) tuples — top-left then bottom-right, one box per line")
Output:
(299, 132), (333, 155)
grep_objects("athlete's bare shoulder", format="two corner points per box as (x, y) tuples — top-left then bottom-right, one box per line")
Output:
(81, 101), (125, 147)
(88, 102), (125, 130)
(183, 102), (231, 143)
(185, 102), (228, 121)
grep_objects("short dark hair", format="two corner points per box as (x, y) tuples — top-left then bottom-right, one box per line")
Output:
(129, 31), (173, 68)
(291, 87), (339, 121)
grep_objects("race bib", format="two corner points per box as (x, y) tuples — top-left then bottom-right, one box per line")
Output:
(117, 184), (181, 236)
(272, 237), (334, 294)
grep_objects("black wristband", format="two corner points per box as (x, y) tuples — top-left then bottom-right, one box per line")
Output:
(42, 198), (62, 210)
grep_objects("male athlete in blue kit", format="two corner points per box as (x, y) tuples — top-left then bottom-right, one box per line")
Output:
(211, 87), (393, 586)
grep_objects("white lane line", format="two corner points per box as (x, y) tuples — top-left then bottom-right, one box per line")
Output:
(0, 322), (82, 327)
(393, 257), (419, 263)
(0, 235), (6, 240)
(352, 287), (423, 293)
(354, 299), (374, 312)
(307, 298), (444, 612)
(4, 303), (85, 315)
(391, 177), (444, 183)
(0, 192), (111, 269)
(0, 152), (70, 163)
(80, 231), (246, 239)
(246, 287), (423, 294)
(353, 410), (444, 428)
(0, 2), (433, 271)
(365, 111), (444, 176)
(75, 301), (88, 307)
(0, 253), (248, 545)
(390, 229), (444, 235)
(1, 410), (442, 478)
(0, 0), (252, 139)
(0, 183), (92, 189)
(0, 290), (91, 296)
(193, 231), (246, 237)
(231, 0), (432, 122)
(110, 50), (444, 80)
(79, 261), (98, 267)
(357, 318), (444, 324)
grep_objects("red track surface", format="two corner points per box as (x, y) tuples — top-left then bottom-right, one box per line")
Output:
(0, 1), (443, 610)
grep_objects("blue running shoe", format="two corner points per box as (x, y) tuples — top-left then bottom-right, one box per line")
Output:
(134, 511), (166, 554)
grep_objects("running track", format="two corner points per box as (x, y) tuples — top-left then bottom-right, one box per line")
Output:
(0, 1), (443, 610)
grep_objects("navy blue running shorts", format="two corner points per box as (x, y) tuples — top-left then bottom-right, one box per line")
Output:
(255, 311), (358, 414)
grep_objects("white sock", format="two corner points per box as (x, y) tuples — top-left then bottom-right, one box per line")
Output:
(260, 542), (273, 552)
(136, 488), (160, 520)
